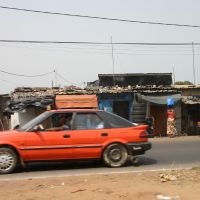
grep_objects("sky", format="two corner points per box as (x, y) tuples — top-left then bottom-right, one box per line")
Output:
(0, 0), (200, 93)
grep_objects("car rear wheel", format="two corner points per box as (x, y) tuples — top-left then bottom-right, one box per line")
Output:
(0, 148), (18, 174)
(103, 143), (128, 167)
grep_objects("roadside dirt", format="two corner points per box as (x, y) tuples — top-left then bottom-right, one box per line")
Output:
(0, 168), (200, 200)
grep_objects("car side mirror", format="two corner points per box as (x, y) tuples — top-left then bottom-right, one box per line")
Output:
(32, 124), (44, 132)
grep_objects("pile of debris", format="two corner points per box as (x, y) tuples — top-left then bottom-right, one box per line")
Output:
(159, 173), (179, 182)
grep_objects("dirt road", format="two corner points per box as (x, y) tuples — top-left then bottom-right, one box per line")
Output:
(1, 168), (200, 200)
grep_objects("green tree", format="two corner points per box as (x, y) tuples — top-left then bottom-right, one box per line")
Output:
(174, 81), (193, 85)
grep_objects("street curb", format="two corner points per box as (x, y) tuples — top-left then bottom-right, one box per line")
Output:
(0, 167), (192, 181)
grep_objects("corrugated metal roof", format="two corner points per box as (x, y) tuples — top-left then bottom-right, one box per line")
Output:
(98, 73), (172, 76)
(182, 96), (200, 104)
(173, 85), (200, 89)
(98, 73), (172, 87)
(55, 95), (98, 109)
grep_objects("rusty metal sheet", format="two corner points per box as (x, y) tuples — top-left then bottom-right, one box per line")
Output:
(55, 95), (98, 109)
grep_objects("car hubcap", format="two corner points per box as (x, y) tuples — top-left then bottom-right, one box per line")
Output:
(0, 152), (14, 172)
(109, 148), (122, 161)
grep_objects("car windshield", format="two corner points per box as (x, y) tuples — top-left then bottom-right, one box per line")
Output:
(18, 111), (52, 131)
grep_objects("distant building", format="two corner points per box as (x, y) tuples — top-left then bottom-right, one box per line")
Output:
(174, 85), (200, 135)
(96, 73), (180, 136)
(3, 73), (200, 136)
(0, 94), (10, 130)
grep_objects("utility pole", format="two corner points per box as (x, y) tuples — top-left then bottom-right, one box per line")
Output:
(192, 42), (196, 85)
(173, 67), (176, 84)
(111, 36), (116, 87)
(54, 69), (57, 87)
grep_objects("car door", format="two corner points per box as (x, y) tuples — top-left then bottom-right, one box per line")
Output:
(23, 112), (75, 161)
(70, 112), (109, 159)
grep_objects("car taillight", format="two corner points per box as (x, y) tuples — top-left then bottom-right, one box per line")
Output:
(139, 131), (149, 138)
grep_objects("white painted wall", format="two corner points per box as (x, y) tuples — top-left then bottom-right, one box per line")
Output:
(11, 107), (45, 129)
(11, 112), (19, 129)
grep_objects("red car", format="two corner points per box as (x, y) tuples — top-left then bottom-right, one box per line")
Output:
(0, 109), (151, 174)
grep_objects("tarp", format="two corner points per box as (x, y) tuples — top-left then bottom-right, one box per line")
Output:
(55, 95), (98, 109)
(6, 97), (54, 112)
(141, 94), (181, 105)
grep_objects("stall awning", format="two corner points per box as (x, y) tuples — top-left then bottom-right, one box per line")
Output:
(55, 95), (98, 109)
(141, 94), (181, 105)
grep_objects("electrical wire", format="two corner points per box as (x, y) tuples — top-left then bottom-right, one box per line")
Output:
(0, 68), (54, 77)
(0, 77), (21, 85)
(55, 71), (79, 86)
(1, 41), (200, 52)
(0, 41), (199, 56)
(0, 5), (200, 28)
(0, 39), (200, 46)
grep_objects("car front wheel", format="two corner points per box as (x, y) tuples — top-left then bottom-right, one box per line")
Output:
(103, 143), (128, 167)
(0, 148), (18, 174)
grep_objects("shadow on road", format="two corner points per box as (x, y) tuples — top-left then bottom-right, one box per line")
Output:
(16, 160), (103, 173)
(12, 156), (158, 174)
(138, 156), (157, 166)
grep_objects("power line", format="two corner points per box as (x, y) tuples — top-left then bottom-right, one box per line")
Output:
(0, 5), (200, 28)
(0, 68), (54, 77)
(1, 41), (200, 52)
(0, 77), (20, 85)
(0, 39), (200, 46)
(0, 41), (199, 56)
(55, 71), (79, 86)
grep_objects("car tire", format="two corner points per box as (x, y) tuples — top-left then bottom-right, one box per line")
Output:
(102, 143), (128, 167)
(0, 147), (18, 174)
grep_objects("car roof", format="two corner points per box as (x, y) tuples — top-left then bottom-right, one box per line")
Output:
(48, 109), (100, 113)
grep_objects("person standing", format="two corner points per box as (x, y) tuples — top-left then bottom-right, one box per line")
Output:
(167, 98), (177, 137)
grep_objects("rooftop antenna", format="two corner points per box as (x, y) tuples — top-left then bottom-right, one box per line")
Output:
(111, 36), (116, 86)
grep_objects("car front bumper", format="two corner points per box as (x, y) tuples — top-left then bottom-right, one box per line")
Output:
(126, 142), (152, 155)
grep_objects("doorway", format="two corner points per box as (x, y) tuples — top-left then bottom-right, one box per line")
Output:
(113, 101), (129, 120)
(150, 105), (167, 136)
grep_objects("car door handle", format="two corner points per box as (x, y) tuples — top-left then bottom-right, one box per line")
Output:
(63, 134), (70, 138)
(101, 133), (108, 137)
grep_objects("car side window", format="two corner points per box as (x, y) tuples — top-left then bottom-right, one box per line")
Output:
(98, 111), (134, 128)
(39, 113), (73, 131)
(73, 113), (104, 130)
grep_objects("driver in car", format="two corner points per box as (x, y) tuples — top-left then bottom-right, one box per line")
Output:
(46, 114), (72, 131)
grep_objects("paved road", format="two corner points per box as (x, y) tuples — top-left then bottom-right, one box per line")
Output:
(145, 136), (200, 168)
(1, 136), (200, 180)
